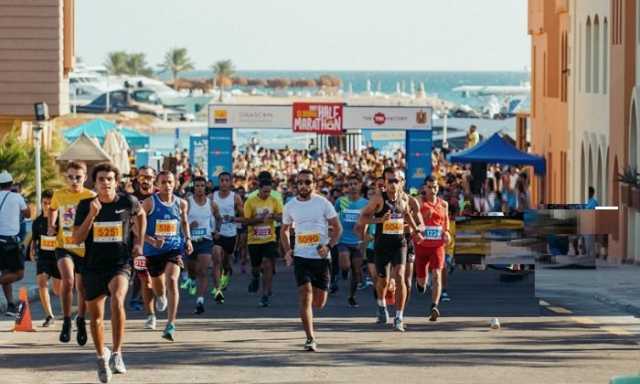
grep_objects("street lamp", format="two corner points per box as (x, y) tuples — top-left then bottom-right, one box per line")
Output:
(33, 102), (49, 214)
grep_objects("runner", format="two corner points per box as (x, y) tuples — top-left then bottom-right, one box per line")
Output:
(188, 176), (221, 314)
(414, 176), (451, 322)
(358, 167), (423, 332)
(211, 172), (243, 303)
(441, 201), (457, 302)
(48, 161), (95, 345)
(280, 169), (342, 351)
(30, 189), (61, 327)
(401, 173), (417, 309)
(243, 172), (282, 307)
(334, 174), (368, 308)
(142, 170), (193, 341)
(131, 166), (158, 329)
(73, 162), (146, 383)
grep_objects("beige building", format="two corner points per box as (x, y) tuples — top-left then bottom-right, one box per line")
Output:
(0, 0), (75, 133)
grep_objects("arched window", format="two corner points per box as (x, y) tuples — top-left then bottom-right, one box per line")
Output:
(586, 17), (592, 93)
(594, 16), (600, 93)
(603, 18), (608, 93)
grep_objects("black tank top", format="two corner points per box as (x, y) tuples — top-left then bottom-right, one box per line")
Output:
(374, 192), (407, 244)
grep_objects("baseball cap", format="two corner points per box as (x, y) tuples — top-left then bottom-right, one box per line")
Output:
(0, 170), (13, 184)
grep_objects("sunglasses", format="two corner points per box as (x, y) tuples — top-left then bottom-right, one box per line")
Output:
(297, 180), (313, 186)
(67, 175), (83, 181)
(138, 175), (154, 181)
(386, 178), (400, 184)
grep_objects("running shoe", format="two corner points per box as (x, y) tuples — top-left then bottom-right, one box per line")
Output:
(155, 294), (168, 312)
(441, 291), (451, 302)
(220, 274), (231, 291)
(42, 315), (55, 328)
(348, 297), (359, 308)
(144, 314), (157, 330)
(329, 282), (339, 294)
(215, 290), (225, 304)
(429, 305), (440, 322)
(109, 352), (127, 374)
(259, 295), (269, 308)
(60, 317), (71, 343)
(393, 317), (406, 332)
(180, 277), (192, 290)
(357, 282), (368, 290)
(97, 347), (112, 383)
(162, 323), (176, 342)
(247, 277), (259, 293)
(304, 338), (317, 352)
(188, 282), (197, 296)
(76, 317), (88, 346)
(4, 302), (17, 317)
(376, 306), (389, 324)
(129, 300), (143, 311)
(194, 301), (205, 315)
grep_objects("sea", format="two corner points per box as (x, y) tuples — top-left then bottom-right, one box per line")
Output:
(149, 70), (530, 154)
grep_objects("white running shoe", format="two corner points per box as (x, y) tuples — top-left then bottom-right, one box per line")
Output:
(155, 295), (168, 312)
(97, 348), (112, 383)
(109, 352), (127, 374)
(144, 314), (157, 330)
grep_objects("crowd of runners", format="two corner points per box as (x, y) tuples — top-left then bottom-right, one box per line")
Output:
(0, 139), (533, 383)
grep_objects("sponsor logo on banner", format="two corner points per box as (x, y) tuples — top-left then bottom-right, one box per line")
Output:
(413, 167), (426, 178)
(343, 107), (432, 129)
(416, 110), (428, 124)
(374, 113), (386, 125)
(292, 103), (343, 134)
(214, 109), (228, 124)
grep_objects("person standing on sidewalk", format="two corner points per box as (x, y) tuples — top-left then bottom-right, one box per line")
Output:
(142, 170), (193, 342)
(280, 169), (342, 351)
(0, 170), (30, 316)
(30, 189), (61, 326)
(74, 163), (146, 383)
(48, 161), (95, 345)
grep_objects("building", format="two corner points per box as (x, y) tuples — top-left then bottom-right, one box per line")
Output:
(528, 0), (571, 205)
(0, 0), (75, 134)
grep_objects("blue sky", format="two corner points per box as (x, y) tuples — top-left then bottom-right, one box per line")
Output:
(76, 0), (530, 71)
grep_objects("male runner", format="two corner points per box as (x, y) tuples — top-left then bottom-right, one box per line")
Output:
(211, 172), (243, 303)
(334, 174), (367, 307)
(188, 176), (221, 314)
(358, 168), (422, 332)
(131, 166), (158, 329)
(244, 173), (282, 307)
(142, 171), (193, 341)
(49, 161), (95, 345)
(280, 169), (342, 351)
(74, 162), (146, 383)
(414, 176), (451, 321)
(30, 190), (61, 327)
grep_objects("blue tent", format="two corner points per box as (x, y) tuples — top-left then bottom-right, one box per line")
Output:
(63, 118), (150, 149)
(448, 133), (546, 175)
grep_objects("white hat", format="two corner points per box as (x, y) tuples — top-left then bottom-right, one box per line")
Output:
(0, 170), (13, 184)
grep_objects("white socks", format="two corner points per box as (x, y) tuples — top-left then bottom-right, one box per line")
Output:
(197, 296), (204, 305)
(395, 310), (403, 320)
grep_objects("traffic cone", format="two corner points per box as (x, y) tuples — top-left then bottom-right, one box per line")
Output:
(12, 287), (35, 332)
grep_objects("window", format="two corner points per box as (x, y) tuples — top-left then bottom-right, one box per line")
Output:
(603, 18), (608, 93)
(561, 31), (568, 102)
(586, 17), (592, 93)
(594, 16), (600, 93)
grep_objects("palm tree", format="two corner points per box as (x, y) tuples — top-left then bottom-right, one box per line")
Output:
(104, 51), (130, 75)
(211, 59), (235, 101)
(160, 48), (194, 89)
(126, 53), (153, 76)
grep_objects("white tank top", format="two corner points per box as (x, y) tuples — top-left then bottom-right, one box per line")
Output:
(187, 196), (214, 240)
(214, 190), (237, 237)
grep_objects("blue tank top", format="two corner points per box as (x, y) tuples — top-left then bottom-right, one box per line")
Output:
(144, 194), (183, 256)
(335, 196), (368, 246)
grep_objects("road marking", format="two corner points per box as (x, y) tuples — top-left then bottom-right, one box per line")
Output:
(547, 306), (573, 314)
(539, 300), (550, 307)
(571, 317), (634, 336)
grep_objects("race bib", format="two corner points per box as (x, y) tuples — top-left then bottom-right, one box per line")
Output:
(382, 215), (404, 235)
(424, 226), (443, 241)
(155, 220), (178, 237)
(342, 209), (360, 223)
(93, 221), (123, 243)
(60, 205), (76, 229)
(40, 236), (57, 251)
(62, 230), (83, 250)
(133, 256), (147, 271)
(253, 225), (273, 241)
(191, 227), (207, 241)
(296, 232), (321, 248)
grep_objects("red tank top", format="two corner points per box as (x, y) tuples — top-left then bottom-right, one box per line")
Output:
(419, 197), (447, 248)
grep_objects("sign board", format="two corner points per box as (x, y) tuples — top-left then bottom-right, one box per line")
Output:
(343, 106), (432, 130)
(209, 105), (292, 128)
(207, 127), (233, 184)
(405, 130), (433, 190)
(292, 102), (344, 135)
(189, 135), (208, 176)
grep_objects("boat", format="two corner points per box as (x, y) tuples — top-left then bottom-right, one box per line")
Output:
(452, 82), (531, 97)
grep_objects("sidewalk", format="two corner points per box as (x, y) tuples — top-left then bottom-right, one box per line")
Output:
(536, 258), (640, 316)
(0, 260), (40, 314)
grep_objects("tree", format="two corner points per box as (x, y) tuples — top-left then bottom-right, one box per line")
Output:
(0, 131), (62, 202)
(211, 59), (235, 101)
(126, 53), (153, 77)
(104, 51), (130, 75)
(160, 48), (194, 89)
